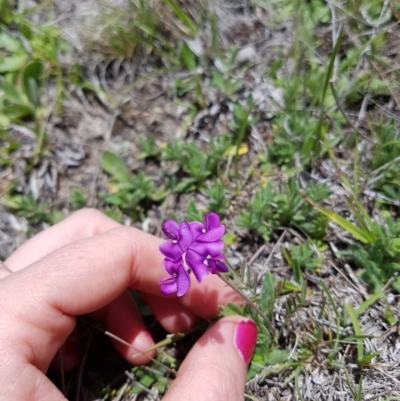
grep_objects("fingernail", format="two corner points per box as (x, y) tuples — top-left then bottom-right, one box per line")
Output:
(234, 319), (257, 365)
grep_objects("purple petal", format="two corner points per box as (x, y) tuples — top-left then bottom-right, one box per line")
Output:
(189, 221), (204, 240)
(190, 240), (224, 257)
(178, 221), (192, 252)
(195, 225), (225, 242)
(211, 260), (228, 274)
(162, 220), (180, 240)
(159, 276), (178, 295)
(204, 212), (221, 230)
(163, 258), (181, 275)
(176, 264), (191, 297)
(159, 241), (183, 261)
(186, 249), (209, 283)
(216, 260), (228, 272)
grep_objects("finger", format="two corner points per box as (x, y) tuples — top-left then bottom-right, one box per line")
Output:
(92, 292), (155, 364)
(3, 210), (155, 368)
(4, 208), (119, 274)
(141, 294), (199, 333)
(50, 327), (80, 371)
(0, 226), (241, 371)
(163, 316), (257, 401)
(5, 225), (240, 319)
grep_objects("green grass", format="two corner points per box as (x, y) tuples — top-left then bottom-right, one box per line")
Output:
(2, 0), (400, 399)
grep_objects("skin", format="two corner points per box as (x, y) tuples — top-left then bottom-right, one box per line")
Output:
(0, 209), (250, 401)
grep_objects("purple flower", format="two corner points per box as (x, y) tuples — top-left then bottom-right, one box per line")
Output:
(159, 220), (192, 261)
(158, 212), (227, 297)
(186, 241), (228, 282)
(189, 212), (226, 242)
(159, 259), (190, 297)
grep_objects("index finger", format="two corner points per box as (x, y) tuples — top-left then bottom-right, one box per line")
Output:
(2, 225), (241, 321)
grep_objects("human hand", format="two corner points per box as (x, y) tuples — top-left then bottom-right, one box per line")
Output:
(0, 209), (257, 400)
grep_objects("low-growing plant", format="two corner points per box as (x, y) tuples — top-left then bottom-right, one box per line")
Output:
(283, 241), (324, 283)
(236, 178), (332, 241)
(162, 136), (232, 193)
(69, 188), (89, 210)
(2, 192), (62, 225)
(369, 118), (400, 203)
(204, 181), (228, 215)
(340, 215), (400, 291)
(138, 136), (162, 160)
(101, 150), (167, 220)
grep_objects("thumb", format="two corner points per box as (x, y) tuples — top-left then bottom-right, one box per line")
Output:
(163, 316), (257, 401)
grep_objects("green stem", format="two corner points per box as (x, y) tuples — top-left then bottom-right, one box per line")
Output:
(217, 272), (276, 338)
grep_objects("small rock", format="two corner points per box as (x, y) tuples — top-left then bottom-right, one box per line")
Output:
(0, 210), (28, 260)
(236, 45), (257, 64)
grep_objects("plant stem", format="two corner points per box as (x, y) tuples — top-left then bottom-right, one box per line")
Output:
(217, 272), (276, 338)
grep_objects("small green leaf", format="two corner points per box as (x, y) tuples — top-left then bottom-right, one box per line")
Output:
(161, 0), (198, 34)
(260, 272), (275, 319)
(384, 301), (397, 326)
(23, 61), (43, 107)
(283, 281), (302, 292)
(0, 54), (28, 72)
(355, 292), (383, 317)
(181, 42), (196, 71)
(301, 191), (371, 244)
(101, 150), (130, 182)
(346, 303), (363, 361)
(265, 349), (291, 365)
(358, 352), (380, 367)
(0, 31), (24, 52)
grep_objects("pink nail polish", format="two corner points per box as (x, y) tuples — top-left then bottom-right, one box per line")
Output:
(234, 319), (258, 365)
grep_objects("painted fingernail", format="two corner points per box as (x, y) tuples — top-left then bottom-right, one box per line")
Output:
(234, 319), (258, 365)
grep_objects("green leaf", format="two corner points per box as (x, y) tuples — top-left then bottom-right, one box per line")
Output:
(0, 54), (28, 72)
(384, 301), (397, 326)
(0, 113), (10, 129)
(283, 281), (302, 292)
(181, 42), (196, 71)
(358, 352), (381, 367)
(0, 79), (26, 103)
(101, 150), (130, 182)
(301, 191), (371, 244)
(161, 0), (198, 34)
(346, 303), (363, 361)
(265, 349), (291, 365)
(260, 272), (275, 319)
(23, 61), (43, 107)
(355, 292), (383, 317)
(313, 26), (343, 155)
(0, 31), (23, 52)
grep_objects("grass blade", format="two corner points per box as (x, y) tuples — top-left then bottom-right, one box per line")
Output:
(314, 26), (343, 155)
(161, 0), (198, 34)
(300, 191), (371, 244)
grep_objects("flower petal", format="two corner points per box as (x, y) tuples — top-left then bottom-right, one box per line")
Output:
(190, 240), (224, 257)
(159, 276), (178, 296)
(162, 220), (180, 240)
(186, 249), (209, 283)
(215, 260), (228, 273)
(178, 221), (192, 252)
(159, 241), (183, 261)
(163, 258), (181, 275)
(196, 225), (225, 242)
(176, 264), (191, 297)
(204, 212), (221, 230)
(189, 221), (204, 240)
